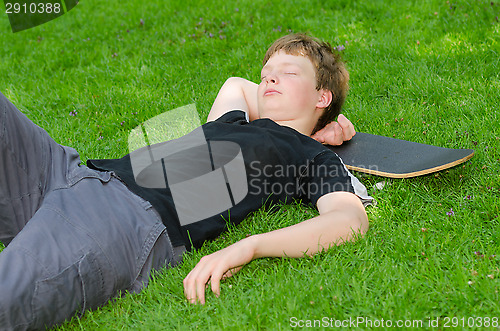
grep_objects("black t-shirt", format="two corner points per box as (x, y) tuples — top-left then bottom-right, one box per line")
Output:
(87, 110), (365, 250)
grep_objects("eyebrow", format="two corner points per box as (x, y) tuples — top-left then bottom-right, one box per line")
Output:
(262, 62), (302, 71)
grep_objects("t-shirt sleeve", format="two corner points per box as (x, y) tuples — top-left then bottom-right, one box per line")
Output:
(214, 110), (249, 124)
(305, 150), (374, 207)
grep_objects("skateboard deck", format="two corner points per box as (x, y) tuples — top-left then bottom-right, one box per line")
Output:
(327, 132), (474, 178)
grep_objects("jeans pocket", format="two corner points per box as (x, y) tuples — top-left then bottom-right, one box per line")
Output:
(67, 165), (112, 187)
(31, 252), (105, 328)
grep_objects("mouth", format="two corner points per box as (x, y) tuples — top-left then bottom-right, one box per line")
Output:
(264, 89), (281, 96)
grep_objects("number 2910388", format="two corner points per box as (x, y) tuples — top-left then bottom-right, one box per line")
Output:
(5, 2), (62, 14)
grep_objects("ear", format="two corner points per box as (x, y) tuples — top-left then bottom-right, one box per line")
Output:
(316, 89), (333, 109)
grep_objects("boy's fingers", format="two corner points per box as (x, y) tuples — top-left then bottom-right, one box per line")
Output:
(183, 278), (201, 304)
(312, 135), (325, 143)
(184, 256), (231, 304)
(210, 271), (223, 297)
(222, 266), (242, 279)
(183, 242), (251, 304)
(189, 269), (209, 304)
(311, 128), (325, 142)
(312, 120), (351, 145)
(183, 262), (211, 304)
(183, 271), (195, 302)
(183, 280), (198, 304)
(337, 114), (356, 141)
(196, 278), (206, 304)
(330, 122), (344, 145)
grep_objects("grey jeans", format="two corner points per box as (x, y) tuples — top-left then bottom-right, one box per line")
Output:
(0, 92), (179, 330)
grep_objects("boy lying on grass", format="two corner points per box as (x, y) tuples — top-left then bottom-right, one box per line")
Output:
(0, 33), (372, 330)
(183, 34), (373, 304)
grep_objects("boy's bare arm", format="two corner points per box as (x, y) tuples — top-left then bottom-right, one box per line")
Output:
(252, 191), (368, 257)
(183, 191), (368, 304)
(206, 77), (259, 122)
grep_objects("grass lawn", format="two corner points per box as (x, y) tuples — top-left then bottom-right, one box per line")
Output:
(1, 0), (499, 329)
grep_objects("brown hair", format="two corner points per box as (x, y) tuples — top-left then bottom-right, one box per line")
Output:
(263, 33), (349, 134)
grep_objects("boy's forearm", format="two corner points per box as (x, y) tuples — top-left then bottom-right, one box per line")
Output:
(247, 206), (368, 259)
(239, 78), (259, 121)
(207, 77), (259, 122)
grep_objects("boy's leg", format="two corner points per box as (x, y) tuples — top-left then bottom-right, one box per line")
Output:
(0, 175), (177, 330)
(0, 92), (74, 245)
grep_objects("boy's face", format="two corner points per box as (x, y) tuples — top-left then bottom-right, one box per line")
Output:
(257, 51), (325, 125)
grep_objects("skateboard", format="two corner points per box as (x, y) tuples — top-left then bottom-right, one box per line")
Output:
(327, 132), (474, 178)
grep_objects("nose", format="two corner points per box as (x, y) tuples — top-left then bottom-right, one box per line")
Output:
(265, 72), (278, 84)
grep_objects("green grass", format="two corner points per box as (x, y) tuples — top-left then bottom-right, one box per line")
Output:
(1, 0), (499, 329)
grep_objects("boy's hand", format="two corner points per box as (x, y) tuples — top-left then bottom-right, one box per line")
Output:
(183, 238), (256, 305)
(311, 114), (356, 145)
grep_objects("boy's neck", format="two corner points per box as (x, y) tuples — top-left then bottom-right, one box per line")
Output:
(260, 107), (322, 137)
(265, 117), (316, 136)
